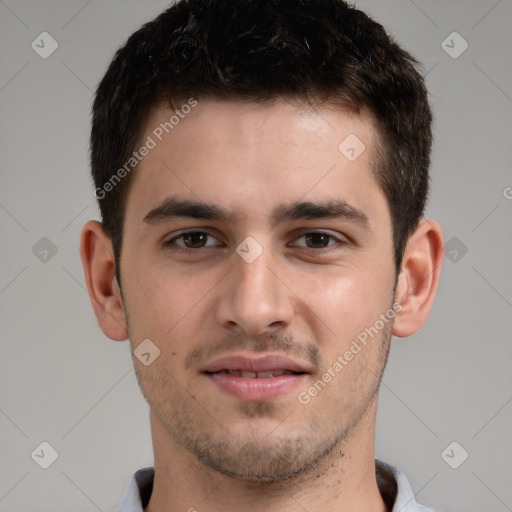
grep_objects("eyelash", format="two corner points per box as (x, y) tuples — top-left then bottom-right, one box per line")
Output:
(163, 230), (347, 253)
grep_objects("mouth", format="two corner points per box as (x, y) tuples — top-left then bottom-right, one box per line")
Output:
(209, 369), (301, 378)
(201, 353), (310, 401)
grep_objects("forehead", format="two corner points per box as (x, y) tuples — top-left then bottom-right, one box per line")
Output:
(143, 97), (375, 152)
(124, 98), (388, 231)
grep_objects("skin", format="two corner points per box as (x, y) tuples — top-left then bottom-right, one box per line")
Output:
(81, 99), (444, 512)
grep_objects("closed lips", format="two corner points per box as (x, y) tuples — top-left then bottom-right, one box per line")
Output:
(207, 369), (302, 378)
(202, 353), (311, 400)
(202, 354), (311, 376)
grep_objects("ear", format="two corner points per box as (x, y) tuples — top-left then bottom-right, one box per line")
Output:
(392, 220), (444, 338)
(80, 220), (128, 341)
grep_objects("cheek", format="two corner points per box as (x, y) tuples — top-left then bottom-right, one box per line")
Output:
(124, 260), (221, 342)
(303, 267), (391, 338)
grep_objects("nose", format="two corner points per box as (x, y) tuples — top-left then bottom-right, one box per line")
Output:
(214, 246), (295, 336)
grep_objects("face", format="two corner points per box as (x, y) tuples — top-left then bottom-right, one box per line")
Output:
(119, 99), (397, 481)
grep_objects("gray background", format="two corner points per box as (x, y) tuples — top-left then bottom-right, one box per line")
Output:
(1, 0), (511, 511)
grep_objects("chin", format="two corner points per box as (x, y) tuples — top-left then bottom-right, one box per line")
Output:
(181, 428), (344, 483)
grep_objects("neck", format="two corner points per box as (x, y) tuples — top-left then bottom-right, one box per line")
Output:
(145, 397), (386, 512)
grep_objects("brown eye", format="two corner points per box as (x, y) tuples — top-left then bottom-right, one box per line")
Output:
(181, 232), (208, 248)
(292, 231), (342, 250)
(165, 231), (221, 250)
(303, 233), (332, 249)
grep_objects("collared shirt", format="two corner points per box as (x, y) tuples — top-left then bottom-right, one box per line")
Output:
(117, 459), (437, 511)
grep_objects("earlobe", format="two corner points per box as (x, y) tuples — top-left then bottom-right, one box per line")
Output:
(80, 220), (128, 341)
(392, 220), (444, 338)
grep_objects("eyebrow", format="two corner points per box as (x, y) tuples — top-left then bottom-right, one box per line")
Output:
(143, 196), (370, 230)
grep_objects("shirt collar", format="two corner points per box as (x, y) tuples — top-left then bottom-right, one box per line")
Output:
(117, 459), (437, 512)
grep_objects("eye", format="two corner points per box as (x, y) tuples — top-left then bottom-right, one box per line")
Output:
(291, 231), (345, 250)
(164, 230), (222, 250)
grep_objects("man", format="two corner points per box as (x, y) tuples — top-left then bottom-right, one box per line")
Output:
(80, 0), (444, 510)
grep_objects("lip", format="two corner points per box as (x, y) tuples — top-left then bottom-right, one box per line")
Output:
(202, 353), (311, 401)
(203, 353), (311, 374)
